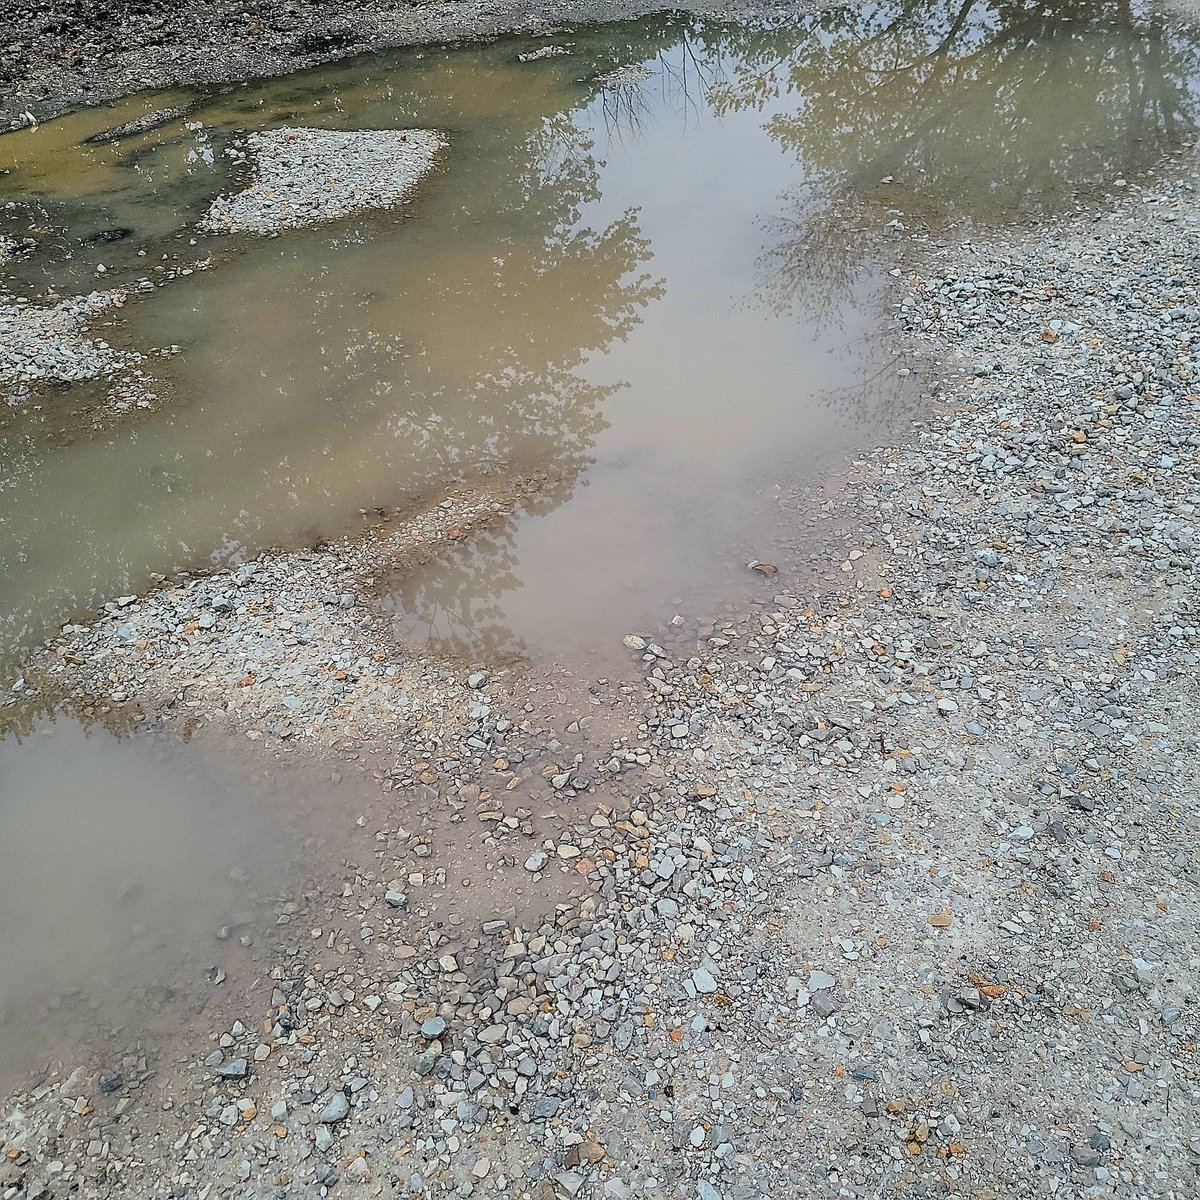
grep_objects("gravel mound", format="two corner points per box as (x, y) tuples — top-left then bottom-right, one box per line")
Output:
(199, 127), (446, 235)
(595, 63), (653, 88)
(0, 289), (134, 385)
(82, 103), (195, 145)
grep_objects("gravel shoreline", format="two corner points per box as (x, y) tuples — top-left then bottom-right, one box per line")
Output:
(4, 125), (1199, 1200)
(0, 0), (780, 127)
(0, 288), (134, 385)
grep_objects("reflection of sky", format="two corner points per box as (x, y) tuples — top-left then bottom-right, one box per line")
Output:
(416, 40), (898, 661)
(574, 46), (876, 474)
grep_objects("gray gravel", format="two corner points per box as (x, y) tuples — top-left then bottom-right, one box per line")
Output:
(200, 127), (446, 236)
(3, 91), (1200, 1200)
(0, 264), (204, 411)
(0, 289), (135, 385)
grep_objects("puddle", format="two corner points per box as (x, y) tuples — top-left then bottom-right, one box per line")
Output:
(0, 711), (582, 1086)
(1, 4), (1198, 671)
(0, 719), (327, 1080)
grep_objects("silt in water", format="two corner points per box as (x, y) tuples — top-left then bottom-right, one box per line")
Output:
(0, 3), (1196, 667)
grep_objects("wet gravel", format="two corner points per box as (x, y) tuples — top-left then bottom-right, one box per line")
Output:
(3, 134), (1199, 1200)
(200, 128), (446, 235)
(0, 289), (135, 385)
(0, 259), (209, 411)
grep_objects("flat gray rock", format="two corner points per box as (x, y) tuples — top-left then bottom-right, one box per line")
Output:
(211, 1057), (248, 1079)
(317, 1092), (350, 1123)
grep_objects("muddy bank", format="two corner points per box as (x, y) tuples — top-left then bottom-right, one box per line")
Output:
(4, 0), (1198, 127)
(0, 0), (787, 125)
(6, 470), (566, 739)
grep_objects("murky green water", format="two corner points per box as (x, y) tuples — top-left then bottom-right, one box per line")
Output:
(1, 2), (1198, 667)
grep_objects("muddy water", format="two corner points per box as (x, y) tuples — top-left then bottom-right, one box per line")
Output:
(0, 710), (579, 1086)
(2, 4), (1197, 669)
(0, 719), (352, 1080)
(0, 0), (1198, 1089)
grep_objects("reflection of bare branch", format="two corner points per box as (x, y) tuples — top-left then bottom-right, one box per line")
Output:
(653, 34), (727, 130)
(714, 0), (1200, 319)
(599, 78), (652, 144)
(592, 28), (740, 141)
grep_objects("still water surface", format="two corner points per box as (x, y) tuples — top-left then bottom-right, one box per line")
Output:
(0, 718), (364, 1080)
(2, 3), (1197, 667)
(1, 0), (1199, 1084)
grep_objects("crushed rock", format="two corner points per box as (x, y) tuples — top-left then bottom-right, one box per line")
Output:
(0, 289), (136, 385)
(199, 127), (446, 235)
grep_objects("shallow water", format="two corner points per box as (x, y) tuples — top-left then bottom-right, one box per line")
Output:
(0, 712), (574, 1086)
(1, 2), (1198, 670)
(0, 719), (357, 1080)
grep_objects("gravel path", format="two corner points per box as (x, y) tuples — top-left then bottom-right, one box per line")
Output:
(3, 127), (1198, 1200)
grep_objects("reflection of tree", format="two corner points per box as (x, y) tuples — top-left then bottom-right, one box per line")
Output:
(306, 110), (663, 664)
(750, 188), (892, 322)
(16, 7), (1198, 669)
(0, 38), (665, 672)
(712, 0), (1200, 217)
(0, 685), (144, 742)
(304, 3), (1200, 658)
(703, 0), (1200, 313)
(381, 496), (546, 664)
